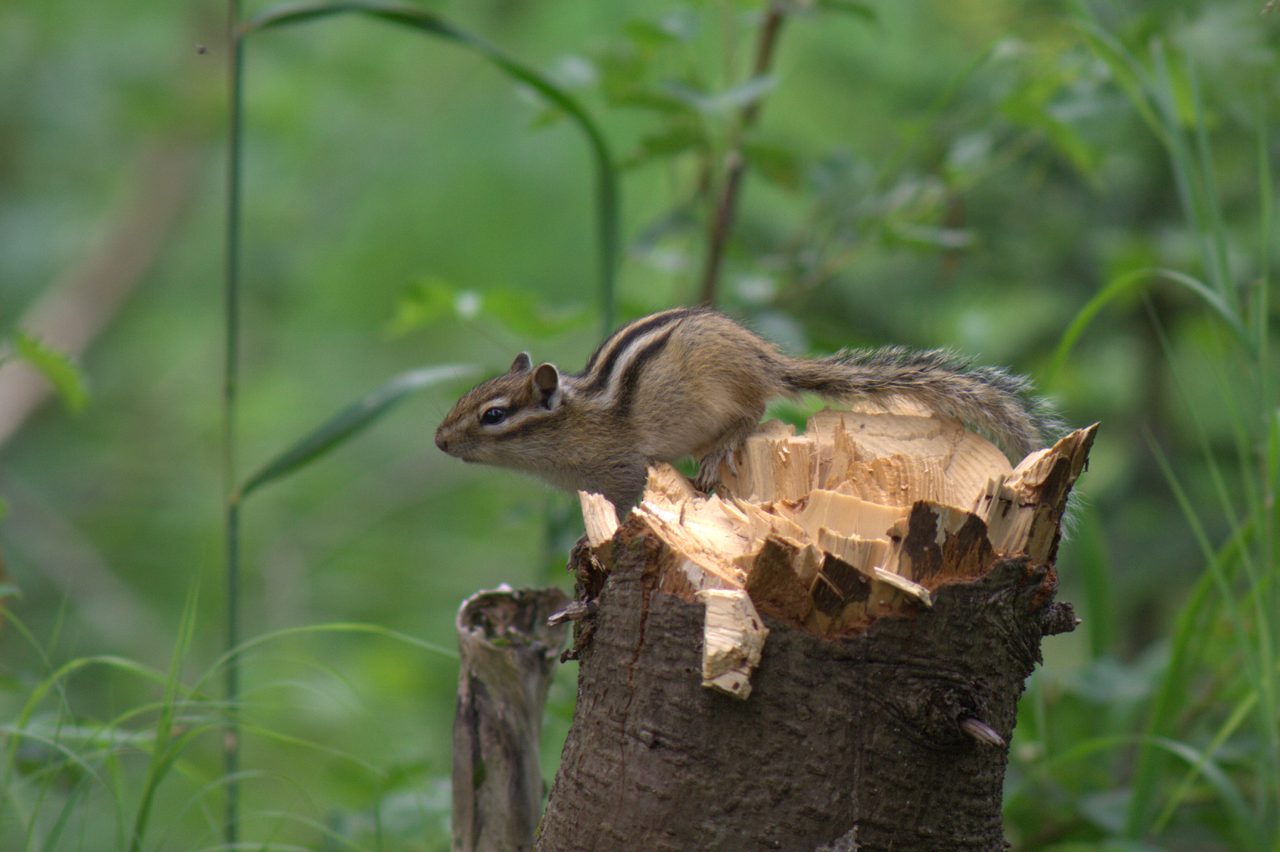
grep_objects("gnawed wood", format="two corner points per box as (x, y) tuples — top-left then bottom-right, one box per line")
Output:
(696, 589), (768, 699)
(975, 427), (1095, 565)
(578, 491), (619, 547)
(721, 410), (1013, 509)
(589, 413), (1095, 653)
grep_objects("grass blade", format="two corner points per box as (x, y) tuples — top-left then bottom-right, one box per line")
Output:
(1050, 267), (1251, 380)
(1125, 436), (1258, 840)
(1072, 19), (1168, 148)
(237, 364), (475, 500)
(1074, 507), (1116, 660)
(195, 621), (456, 699)
(1151, 690), (1259, 842)
(130, 585), (201, 851)
(1030, 731), (1259, 847)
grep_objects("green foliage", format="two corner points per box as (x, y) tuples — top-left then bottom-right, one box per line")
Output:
(8, 333), (88, 414)
(0, 0), (1276, 848)
(0, 598), (455, 850)
(388, 278), (591, 339)
(239, 0), (621, 334)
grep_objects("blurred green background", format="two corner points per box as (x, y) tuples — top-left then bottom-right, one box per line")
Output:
(1, 0), (1277, 848)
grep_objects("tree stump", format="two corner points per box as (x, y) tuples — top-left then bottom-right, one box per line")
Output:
(538, 411), (1096, 851)
(453, 586), (569, 852)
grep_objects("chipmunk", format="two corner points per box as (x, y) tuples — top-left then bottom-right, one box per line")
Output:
(434, 307), (1058, 515)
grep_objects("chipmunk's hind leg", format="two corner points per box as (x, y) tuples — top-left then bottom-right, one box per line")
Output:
(694, 415), (760, 495)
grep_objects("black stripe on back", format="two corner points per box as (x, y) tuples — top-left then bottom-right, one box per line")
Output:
(576, 308), (696, 393)
(614, 327), (677, 417)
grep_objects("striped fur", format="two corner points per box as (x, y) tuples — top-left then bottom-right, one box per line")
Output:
(435, 308), (1060, 513)
(782, 347), (1061, 460)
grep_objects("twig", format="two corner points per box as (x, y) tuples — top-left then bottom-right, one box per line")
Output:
(697, 2), (788, 306)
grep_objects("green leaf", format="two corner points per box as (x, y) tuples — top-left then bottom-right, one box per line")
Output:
(1151, 690), (1260, 838)
(239, 364), (478, 500)
(389, 281), (589, 338)
(624, 12), (698, 47)
(622, 124), (708, 169)
(742, 140), (803, 191)
(483, 291), (590, 337)
(607, 85), (700, 116)
(1001, 96), (1100, 180)
(387, 277), (466, 336)
(13, 332), (88, 413)
(815, 0), (877, 23)
(663, 75), (776, 117)
(1073, 20), (1169, 148)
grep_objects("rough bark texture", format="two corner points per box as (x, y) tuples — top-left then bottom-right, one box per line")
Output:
(538, 530), (1072, 851)
(453, 586), (569, 852)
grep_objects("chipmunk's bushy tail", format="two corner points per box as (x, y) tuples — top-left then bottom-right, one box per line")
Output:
(780, 347), (1062, 462)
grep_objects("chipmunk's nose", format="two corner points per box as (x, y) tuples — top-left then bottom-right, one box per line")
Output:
(434, 431), (448, 452)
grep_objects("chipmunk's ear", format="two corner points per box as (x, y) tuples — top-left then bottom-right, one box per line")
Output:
(532, 363), (562, 410)
(509, 352), (532, 374)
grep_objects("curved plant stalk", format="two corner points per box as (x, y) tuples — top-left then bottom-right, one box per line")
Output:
(195, 621), (457, 701)
(1018, 731), (1259, 849)
(1049, 267), (1252, 382)
(239, 0), (619, 332)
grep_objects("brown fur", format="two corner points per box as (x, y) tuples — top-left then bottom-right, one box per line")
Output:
(435, 308), (1059, 513)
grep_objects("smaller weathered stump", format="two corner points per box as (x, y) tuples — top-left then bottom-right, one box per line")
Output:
(452, 586), (568, 852)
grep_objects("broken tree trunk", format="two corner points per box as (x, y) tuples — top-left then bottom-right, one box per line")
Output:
(538, 410), (1096, 851)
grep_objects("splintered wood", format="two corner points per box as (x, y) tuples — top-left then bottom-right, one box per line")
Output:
(696, 590), (768, 698)
(577, 411), (1097, 698)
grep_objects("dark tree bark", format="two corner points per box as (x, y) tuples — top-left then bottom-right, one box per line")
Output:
(537, 529), (1076, 851)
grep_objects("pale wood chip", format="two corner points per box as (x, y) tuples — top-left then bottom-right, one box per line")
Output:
(697, 589), (769, 699)
(578, 491), (619, 547)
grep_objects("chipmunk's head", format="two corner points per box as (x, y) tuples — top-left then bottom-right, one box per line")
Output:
(434, 352), (565, 470)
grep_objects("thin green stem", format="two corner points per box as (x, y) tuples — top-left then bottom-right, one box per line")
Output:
(222, 0), (245, 845)
(1256, 89), (1279, 840)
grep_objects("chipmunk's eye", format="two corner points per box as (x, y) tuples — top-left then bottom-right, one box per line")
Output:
(480, 406), (509, 426)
